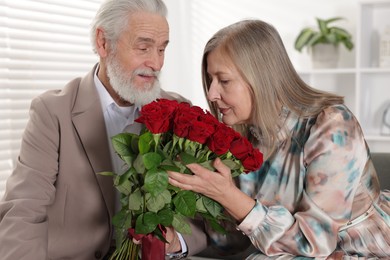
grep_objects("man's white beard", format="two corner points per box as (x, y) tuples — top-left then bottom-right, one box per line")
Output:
(106, 54), (161, 106)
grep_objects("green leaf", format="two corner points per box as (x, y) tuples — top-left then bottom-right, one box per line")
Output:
(143, 152), (162, 170)
(178, 151), (197, 165)
(144, 168), (169, 197)
(202, 196), (223, 218)
(160, 163), (181, 172)
(231, 169), (242, 178)
(157, 208), (174, 227)
(198, 160), (215, 171)
(153, 226), (168, 243)
(172, 213), (191, 234)
(112, 209), (132, 248)
(167, 183), (181, 192)
(173, 190), (197, 217)
(195, 197), (208, 213)
(119, 194), (129, 207)
(111, 133), (138, 156)
(173, 160), (189, 173)
(112, 208), (132, 229)
(133, 154), (145, 174)
(343, 40), (354, 50)
(306, 33), (323, 47)
(317, 17), (328, 35)
(331, 27), (351, 38)
(120, 155), (134, 167)
(324, 33), (337, 44)
(222, 159), (241, 170)
(97, 171), (115, 176)
(146, 191), (170, 213)
(207, 217), (227, 235)
(113, 169), (135, 196)
(160, 189), (172, 204)
(324, 17), (343, 25)
(294, 28), (314, 52)
(139, 132), (153, 155)
(135, 212), (159, 234)
(129, 188), (143, 211)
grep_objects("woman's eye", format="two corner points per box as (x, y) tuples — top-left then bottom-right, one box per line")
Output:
(220, 80), (229, 85)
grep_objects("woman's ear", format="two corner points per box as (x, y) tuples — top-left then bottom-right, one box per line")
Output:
(96, 28), (108, 58)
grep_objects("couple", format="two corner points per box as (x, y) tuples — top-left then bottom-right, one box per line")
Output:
(0, 0), (388, 259)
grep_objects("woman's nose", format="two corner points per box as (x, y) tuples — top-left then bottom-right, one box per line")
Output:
(207, 83), (221, 102)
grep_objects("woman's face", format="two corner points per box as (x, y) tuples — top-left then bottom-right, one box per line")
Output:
(206, 48), (253, 126)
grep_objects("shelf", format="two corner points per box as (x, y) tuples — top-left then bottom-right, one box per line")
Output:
(360, 0), (390, 7)
(359, 68), (390, 73)
(298, 0), (390, 152)
(298, 68), (356, 74)
(365, 135), (390, 141)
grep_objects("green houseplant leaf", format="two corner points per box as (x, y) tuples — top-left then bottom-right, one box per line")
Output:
(294, 17), (354, 52)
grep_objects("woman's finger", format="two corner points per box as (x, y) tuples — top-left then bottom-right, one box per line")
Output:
(213, 158), (232, 178)
(168, 175), (193, 191)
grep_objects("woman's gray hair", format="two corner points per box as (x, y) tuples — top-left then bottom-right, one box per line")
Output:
(90, 0), (167, 53)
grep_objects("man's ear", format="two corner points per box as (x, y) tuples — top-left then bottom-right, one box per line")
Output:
(96, 28), (109, 58)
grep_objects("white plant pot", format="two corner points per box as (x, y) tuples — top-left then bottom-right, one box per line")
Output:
(310, 44), (339, 68)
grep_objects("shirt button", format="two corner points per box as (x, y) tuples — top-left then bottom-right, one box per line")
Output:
(95, 251), (102, 259)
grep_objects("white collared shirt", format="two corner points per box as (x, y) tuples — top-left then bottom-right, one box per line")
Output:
(93, 66), (142, 175)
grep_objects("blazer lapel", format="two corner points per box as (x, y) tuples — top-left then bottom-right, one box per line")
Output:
(71, 64), (115, 218)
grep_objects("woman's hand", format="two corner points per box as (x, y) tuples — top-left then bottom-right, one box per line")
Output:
(168, 158), (256, 221)
(168, 158), (236, 203)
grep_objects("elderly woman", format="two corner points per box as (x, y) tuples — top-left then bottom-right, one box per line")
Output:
(168, 19), (390, 259)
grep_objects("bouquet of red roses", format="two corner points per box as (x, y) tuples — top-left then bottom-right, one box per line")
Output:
(101, 99), (263, 260)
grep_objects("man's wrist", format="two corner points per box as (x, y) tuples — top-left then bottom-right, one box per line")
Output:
(166, 251), (188, 259)
(166, 232), (188, 259)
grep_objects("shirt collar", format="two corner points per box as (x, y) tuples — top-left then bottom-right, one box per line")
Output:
(94, 65), (115, 112)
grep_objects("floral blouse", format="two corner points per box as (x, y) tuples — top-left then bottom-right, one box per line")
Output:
(235, 104), (390, 259)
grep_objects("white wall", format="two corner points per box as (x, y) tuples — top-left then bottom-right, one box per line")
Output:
(161, 0), (358, 109)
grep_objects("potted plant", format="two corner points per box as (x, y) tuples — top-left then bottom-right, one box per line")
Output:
(294, 17), (354, 68)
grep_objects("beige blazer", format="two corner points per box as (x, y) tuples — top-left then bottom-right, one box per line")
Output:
(0, 64), (205, 259)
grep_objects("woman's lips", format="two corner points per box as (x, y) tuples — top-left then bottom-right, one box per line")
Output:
(219, 107), (230, 115)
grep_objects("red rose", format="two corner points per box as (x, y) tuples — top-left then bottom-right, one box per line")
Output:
(173, 103), (199, 138)
(229, 135), (253, 160)
(187, 120), (215, 144)
(198, 111), (220, 132)
(207, 124), (236, 155)
(184, 109), (218, 144)
(241, 148), (263, 172)
(135, 99), (179, 134)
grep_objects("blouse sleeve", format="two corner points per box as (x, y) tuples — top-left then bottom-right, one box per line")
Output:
(237, 105), (369, 257)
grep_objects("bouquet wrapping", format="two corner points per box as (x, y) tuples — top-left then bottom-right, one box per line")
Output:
(100, 99), (263, 259)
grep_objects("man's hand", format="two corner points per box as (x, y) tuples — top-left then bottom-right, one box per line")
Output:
(165, 226), (182, 253)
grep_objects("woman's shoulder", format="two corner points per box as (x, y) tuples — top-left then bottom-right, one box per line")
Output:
(316, 104), (357, 125)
